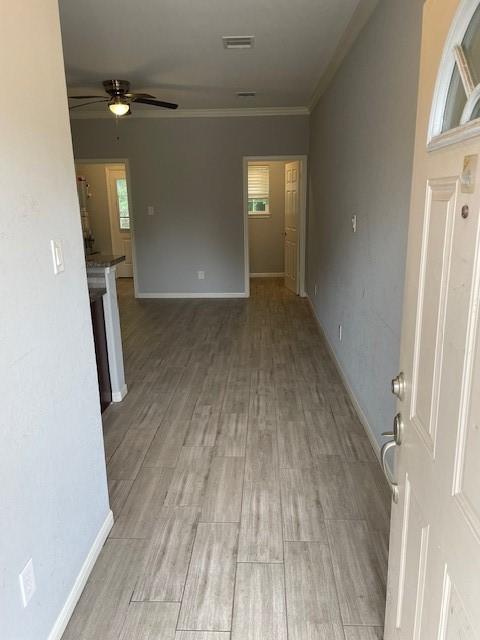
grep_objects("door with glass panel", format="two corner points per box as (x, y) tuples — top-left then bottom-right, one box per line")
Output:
(384, 1), (480, 637)
(106, 165), (133, 278)
(284, 161), (299, 293)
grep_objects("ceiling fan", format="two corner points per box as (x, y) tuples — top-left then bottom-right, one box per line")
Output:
(68, 80), (178, 116)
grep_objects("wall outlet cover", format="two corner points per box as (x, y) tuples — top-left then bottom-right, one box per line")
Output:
(19, 558), (36, 607)
(197, 271), (205, 280)
(147, 205), (155, 216)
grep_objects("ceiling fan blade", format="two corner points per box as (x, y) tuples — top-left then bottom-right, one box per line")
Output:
(68, 99), (109, 111)
(68, 95), (106, 99)
(131, 97), (178, 109)
(125, 92), (156, 99)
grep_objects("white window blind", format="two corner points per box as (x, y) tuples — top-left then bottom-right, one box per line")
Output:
(248, 165), (270, 199)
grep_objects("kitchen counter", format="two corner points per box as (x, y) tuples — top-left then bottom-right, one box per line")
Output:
(85, 254), (126, 268)
(88, 287), (107, 303)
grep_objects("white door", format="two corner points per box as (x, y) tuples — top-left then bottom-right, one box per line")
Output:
(284, 161), (299, 293)
(106, 166), (133, 278)
(385, 1), (480, 638)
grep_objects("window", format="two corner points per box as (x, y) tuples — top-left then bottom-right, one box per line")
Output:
(115, 178), (130, 230)
(442, 4), (480, 133)
(430, 1), (480, 146)
(443, 65), (468, 132)
(248, 165), (270, 215)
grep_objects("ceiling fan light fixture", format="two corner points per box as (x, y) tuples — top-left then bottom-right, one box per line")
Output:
(68, 80), (178, 114)
(109, 97), (129, 116)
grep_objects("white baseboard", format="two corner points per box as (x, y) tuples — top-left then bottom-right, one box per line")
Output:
(47, 510), (114, 640)
(307, 296), (381, 463)
(249, 272), (285, 278)
(112, 384), (128, 402)
(136, 292), (248, 299)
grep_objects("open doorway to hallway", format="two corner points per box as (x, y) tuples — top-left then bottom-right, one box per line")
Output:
(243, 156), (307, 297)
(75, 160), (136, 283)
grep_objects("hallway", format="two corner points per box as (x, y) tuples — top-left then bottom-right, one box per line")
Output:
(63, 278), (390, 640)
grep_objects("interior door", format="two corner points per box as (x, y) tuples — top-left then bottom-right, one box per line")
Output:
(385, 1), (480, 637)
(284, 161), (299, 293)
(106, 166), (133, 278)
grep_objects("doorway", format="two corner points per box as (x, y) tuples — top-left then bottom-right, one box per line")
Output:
(75, 159), (136, 283)
(243, 155), (307, 297)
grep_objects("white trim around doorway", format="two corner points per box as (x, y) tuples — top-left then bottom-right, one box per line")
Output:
(243, 155), (308, 298)
(75, 158), (139, 297)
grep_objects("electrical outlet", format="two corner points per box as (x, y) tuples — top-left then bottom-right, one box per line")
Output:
(197, 271), (205, 280)
(338, 324), (343, 342)
(147, 205), (155, 216)
(19, 559), (36, 607)
(314, 284), (318, 296)
(50, 240), (64, 275)
(351, 214), (357, 233)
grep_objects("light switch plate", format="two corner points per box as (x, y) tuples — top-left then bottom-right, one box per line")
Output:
(19, 558), (36, 607)
(197, 271), (205, 280)
(50, 240), (64, 275)
(147, 205), (155, 216)
(351, 215), (357, 233)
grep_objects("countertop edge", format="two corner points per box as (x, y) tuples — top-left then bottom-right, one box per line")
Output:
(85, 254), (126, 268)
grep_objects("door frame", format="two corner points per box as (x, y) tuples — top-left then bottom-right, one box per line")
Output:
(105, 164), (133, 279)
(75, 158), (139, 296)
(243, 155), (308, 298)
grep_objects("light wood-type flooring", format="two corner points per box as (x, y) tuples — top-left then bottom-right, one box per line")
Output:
(63, 278), (390, 640)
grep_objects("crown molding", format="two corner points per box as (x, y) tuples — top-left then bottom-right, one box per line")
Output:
(309, 0), (379, 112)
(69, 106), (310, 120)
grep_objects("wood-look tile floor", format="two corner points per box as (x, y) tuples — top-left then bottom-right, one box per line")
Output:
(63, 278), (390, 640)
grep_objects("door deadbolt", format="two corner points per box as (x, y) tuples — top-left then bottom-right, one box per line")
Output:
(391, 372), (406, 400)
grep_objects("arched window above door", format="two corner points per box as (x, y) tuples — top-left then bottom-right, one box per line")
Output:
(429, 0), (480, 149)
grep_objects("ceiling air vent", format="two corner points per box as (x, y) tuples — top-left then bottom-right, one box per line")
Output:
(237, 91), (256, 97)
(222, 36), (255, 50)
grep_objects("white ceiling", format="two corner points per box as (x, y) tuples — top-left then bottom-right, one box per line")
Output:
(59, 0), (360, 111)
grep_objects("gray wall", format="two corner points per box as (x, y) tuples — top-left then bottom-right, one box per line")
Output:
(76, 163), (113, 255)
(307, 0), (423, 448)
(71, 116), (309, 295)
(249, 161), (285, 275)
(1, 1), (110, 638)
